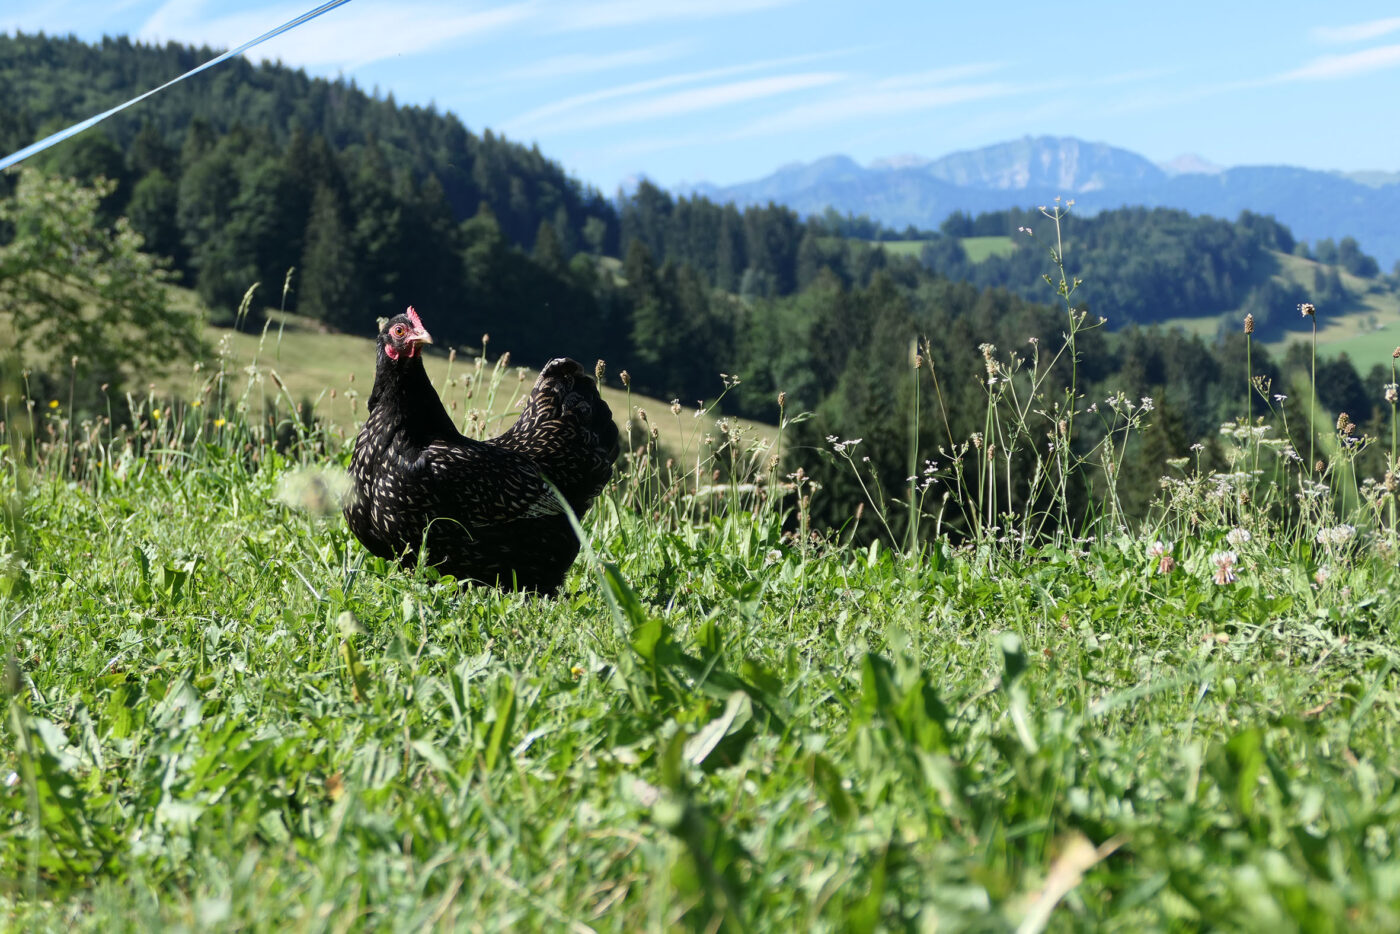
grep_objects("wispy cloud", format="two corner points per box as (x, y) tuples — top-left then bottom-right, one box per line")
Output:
(138, 0), (535, 70)
(546, 0), (796, 32)
(1275, 43), (1400, 81)
(598, 73), (1024, 167)
(538, 71), (846, 134)
(731, 78), (1022, 138)
(504, 47), (863, 132)
(1312, 16), (1400, 44)
(870, 62), (1006, 90)
(497, 42), (687, 83)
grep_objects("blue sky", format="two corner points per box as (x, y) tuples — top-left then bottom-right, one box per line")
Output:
(5, 1), (1400, 192)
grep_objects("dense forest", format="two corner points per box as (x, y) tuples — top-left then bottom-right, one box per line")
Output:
(4, 32), (1397, 537)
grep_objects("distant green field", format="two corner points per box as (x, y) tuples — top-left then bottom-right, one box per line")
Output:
(875, 239), (926, 258)
(876, 236), (1016, 263)
(1157, 251), (1400, 370)
(960, 235), (1016, 262)
(1265, 253), (1400, 370)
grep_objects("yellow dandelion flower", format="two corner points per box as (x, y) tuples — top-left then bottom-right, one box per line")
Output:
(191, 399), (203, 408)
(214, 418), (226, 428)
(48, 399), (59, 409)
(151, 408), (162, 419)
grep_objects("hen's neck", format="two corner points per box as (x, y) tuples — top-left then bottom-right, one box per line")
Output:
(368, 350), (457, 438)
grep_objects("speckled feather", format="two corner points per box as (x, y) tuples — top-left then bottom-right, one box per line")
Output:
(344, 312), (619, 593)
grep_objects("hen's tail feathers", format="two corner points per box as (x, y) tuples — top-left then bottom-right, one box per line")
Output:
(492, 357), (620, 512)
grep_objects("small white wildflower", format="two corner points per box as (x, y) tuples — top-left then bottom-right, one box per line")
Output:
(1226, 527), (1251, 547)
(764, 548), (782, 566)
(1140, 396), (1155, 413)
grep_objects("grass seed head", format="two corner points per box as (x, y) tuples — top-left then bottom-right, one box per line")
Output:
(1243, 313), (1254, 334)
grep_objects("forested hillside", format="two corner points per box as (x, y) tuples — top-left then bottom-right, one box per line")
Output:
(4, 32), (1397, 538)
(926, 206), (1393, 338)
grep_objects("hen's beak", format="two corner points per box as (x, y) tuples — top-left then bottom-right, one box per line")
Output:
(407, 326), (433, 347)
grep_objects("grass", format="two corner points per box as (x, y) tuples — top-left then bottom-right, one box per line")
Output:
(6, 214), (1400, 930)
(1156, 250), (1400, 370)
(960, 235), (1017, 263)
(1263, 253), (1400, 371)
(874, 236), (1017, 263)
(5, 410), (1400, 929)
(6, 333), (1400, 930)
(151, 293), (776, 457)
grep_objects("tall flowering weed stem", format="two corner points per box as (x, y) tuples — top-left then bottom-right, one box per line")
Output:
(886, 204), (1147, 560)
(826, 435), (897, 544)
(1301, 302), (1318, 474)
(1388, 348), (1399, 539)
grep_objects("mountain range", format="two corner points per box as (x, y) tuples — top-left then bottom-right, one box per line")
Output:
(677, 136), (1400, 267)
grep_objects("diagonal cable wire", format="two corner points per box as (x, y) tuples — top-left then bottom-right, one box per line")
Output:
(0, 0), (356, 172)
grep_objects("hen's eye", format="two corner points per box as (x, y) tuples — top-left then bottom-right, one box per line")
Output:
(391, 325), (406, 338)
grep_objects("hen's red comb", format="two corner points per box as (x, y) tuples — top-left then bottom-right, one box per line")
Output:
(405, 306), (425, 331)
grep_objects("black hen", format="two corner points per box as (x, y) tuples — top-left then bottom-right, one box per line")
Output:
(344, 308), (619, 593)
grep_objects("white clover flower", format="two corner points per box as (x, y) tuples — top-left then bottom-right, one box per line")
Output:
(764, 548), (783, 566)
(1226, 527), (1251, 546)
(1316, 524), (1357, 546)
(1212, 551), (1238, 585)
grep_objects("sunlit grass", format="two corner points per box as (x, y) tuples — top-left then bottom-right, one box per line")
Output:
(5, 214), (1400, 931)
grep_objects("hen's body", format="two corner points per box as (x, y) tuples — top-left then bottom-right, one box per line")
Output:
(345, 312), (618, 593)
